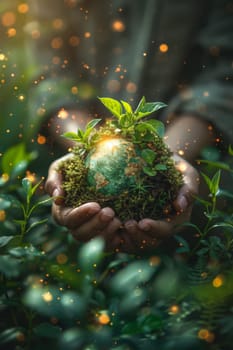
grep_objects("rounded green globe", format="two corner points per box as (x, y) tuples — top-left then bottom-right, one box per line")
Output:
(85, 138), (144, 196)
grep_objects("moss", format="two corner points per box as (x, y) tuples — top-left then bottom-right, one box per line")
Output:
(60, 124), (183, 222)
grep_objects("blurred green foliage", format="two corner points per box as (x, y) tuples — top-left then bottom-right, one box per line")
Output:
(0, 143), (233, 350)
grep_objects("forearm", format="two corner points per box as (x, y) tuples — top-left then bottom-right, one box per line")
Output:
(164, 115), (216, 163)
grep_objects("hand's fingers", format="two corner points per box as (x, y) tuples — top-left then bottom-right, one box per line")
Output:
(52, 202), (101, 228)
(173, 157), (200, 212)
(124, 220), (159, 251)
(137, 205), (192, 240)
(45, 154), (73, 199)
(70, 207), (116, 241)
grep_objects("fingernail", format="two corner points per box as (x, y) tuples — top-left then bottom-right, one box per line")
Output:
(139, 222), (150, 231)
(53, 188), (59, 197)
(178, 195), (188, 211)
(100, 208), (114, 222)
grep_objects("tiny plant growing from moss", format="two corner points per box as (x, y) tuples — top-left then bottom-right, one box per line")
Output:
(61, 96), (183, 221)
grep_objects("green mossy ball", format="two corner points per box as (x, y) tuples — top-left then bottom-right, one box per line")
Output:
(85, 138), (144, 196)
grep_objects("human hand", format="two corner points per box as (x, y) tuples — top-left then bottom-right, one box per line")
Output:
(45, 154), (199, 253)
(119, 154), (199, 252)
(45, 154), (123, 252)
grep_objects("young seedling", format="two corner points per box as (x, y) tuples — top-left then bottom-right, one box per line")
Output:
(61, 96), (183, 221)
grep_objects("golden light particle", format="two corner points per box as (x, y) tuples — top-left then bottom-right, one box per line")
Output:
(126, 82), (137, 93)
(212, 275), (224, 288)
(1, 173), (9, 182)
(18, 94), (25, 101)
(52, 56), (61, 65)
(201, 271), (208, 279)
(149, 256), (161, 266)
(58, 108), (69, 119)
(42, 291), (53, 302)
(84, 31), (91, 38)
(37, 134), (46, 145)
(198, 329), (215, 343)
(112, 20), (125, 32)
(177, 161), (187, 172)
(25, 171), (36, 183)
(7, 28), (17, 38)
(18, 3), (29, 14)
(56, 253), (68, 265)
(178, 149), (184, 156)
(98, 313), (110, 325)
(0, 210), (6, 222)
(83, 63), (90, 70)
(69, 35), (80, 47)
(107, 79), (121, 93)
(115, 66), (121, 73)
(51, 37), (63, 49)
(0, 54), (6, 61)
(1, 12), (16, 27)
(52, 18), (64, 30)
(203, 91), (209, 97)
(168, 304), (180, 314)
(71, 86), (78, 94)
(159, 43), (169, 53)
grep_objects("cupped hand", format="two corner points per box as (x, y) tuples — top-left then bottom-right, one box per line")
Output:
(120, 154), (199, 252)
(45, 154), (123, 252)
(45, 154), (199, 253)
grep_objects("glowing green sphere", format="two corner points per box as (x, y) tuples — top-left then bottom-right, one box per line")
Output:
(85, 138), (144, 196)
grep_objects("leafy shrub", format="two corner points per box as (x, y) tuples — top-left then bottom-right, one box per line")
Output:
(0, 143), (233, 350)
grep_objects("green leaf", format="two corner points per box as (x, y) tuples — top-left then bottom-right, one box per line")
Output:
(211, 170), (221, 196)
(0, 255), (21, 277)
(228, 144), (233, 156)
(78, 237), (105, 271)
(111, 261), (155, 294)
(26, 218), (48, 233)
(1, 143), (37, 176)
(135, 96), (167, 119)
(121, 100), (133, 114)
(145, 119), (165, 138)
(209, 222), (233, 231)
(98, 97), (122, 118)
(201, 172), (212, 192)
(141, 149), (156, 165)
(62, 132), (80, 142)
(22, 178), (32, 196)
(155, 163), (167, 171)
(86, 118), (102, 130)
(143, 166), (157, 177)
(0, 196), (12, 210)
(0, 236), (14, 248)
(198, 159), (233, 172)
(174, 235), (190, 253)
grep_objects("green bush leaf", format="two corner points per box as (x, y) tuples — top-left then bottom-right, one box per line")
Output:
(78, 237), (105, 271)
(141, 149), (156, 165)
(62, 132), (80, 142)
(143, 166), (157, 176)
(145, 119), (165, 137)
(121, 100), (133, 114)
(0, 236), (14, 248)
(99, 97), (122, 118)
(1, 143), (37, 176)
(135, 96), (167, 119)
